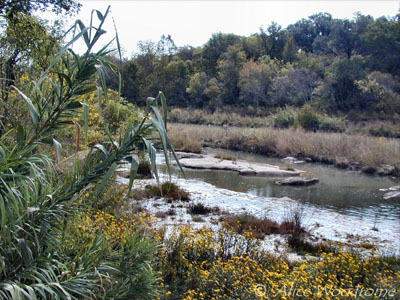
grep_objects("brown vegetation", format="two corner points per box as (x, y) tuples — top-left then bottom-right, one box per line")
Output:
(221, 214), (281, 239)
(168, 123), (400, 175)
(167, 130), (203, 153)
(188, 203), (220, 215)
(213, 152), (237, 161)
(132, 182), (190, 201)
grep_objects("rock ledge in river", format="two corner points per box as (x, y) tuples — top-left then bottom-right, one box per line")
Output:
(282, 156), (305, 164)
(177, 155), (303, 177)
(276, 177), (319, 186)
(383, 191), (400, 201)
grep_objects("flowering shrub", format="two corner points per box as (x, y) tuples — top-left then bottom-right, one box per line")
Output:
(156, 225), (400, 300)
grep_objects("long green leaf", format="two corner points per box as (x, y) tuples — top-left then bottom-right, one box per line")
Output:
(18, 239), (33, 267)
(95, 162), (117, 198)
(12, 86), (39, 127)
(77, 20), (90, 47)
(126, 157), (138, 199)
(143, 138), (159, 183)
(53, 139), (62, 165)
(160, 92), (168, 130)
(82, 103), (89, 146)
(38, 24), (89, 86)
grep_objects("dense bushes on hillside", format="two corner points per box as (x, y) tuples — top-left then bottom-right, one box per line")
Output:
(103, 13), (400, 116)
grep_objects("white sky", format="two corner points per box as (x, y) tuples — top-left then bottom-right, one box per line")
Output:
(45, 1), (400, 58)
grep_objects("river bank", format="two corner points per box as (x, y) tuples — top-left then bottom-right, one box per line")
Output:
(168, 123), (400, 177)
(117, 171), (400, 257)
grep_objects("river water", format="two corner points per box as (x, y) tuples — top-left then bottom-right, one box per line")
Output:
(159, 148), (400, 254)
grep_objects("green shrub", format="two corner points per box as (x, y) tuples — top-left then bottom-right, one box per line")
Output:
(221, 213), (281, 239)
(296, 104), (320, 131)
(319, 115), (347, 132)
(144, 182), (190, 201)
(0, 10), (179, 299)
(272, 106), (296, 128)
(138, 159), (152, 178)
(188, 203), (219, 215)
(102, 98), (141, 134)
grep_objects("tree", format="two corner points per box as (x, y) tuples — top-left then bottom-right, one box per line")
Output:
(351, 12), (374, 53)
(328, 19), (357, 58)
(259, 22), (286, 59)
(121, 60), (140, 102)
(270, 68), (318, 106)
(0, 0), (78, 125)
(296, 52), (327, 78)
(361, 16), (400, 76)
(217, 44), (246, 105)
(0, 0), (80, 18)
(161, 59), (192, 106)
(355, 71), (400, 113)
(202, 32), (242, 75)
(186, 72), (209, 107)
(282, 35), (298, 62)
(287, 18), (317, 52)
(309, 12), (333, 36)
(241, 35), (265, 60)
(0, 13), (63, 129)
(204, 77), (221, 109)
(156, 34), (177, 61)
(238, 59), (278, 106)
(328, 55), (366, 109)
(307, 13), (335, 55)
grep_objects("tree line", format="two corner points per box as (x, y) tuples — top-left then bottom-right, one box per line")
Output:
(105, 12), (400, 114)
(1, 3), (399, 116)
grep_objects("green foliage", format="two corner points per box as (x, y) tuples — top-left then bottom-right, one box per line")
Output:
(361, 16), (400, 76)
(0, 13), (64, 127)
(355, 71), (400, 113)
(318, 114), (347, 132)
(186, 72), (209, 107)
(101, 12), (400, 117)
(328, 55), (366, 109)
(102, 231), (160, 300)
(259, 21), (286, 60)
(238, 59), (278, 107)
(202, 32), (242, 75)
(272, 106), (296, 128)
(217, 44), (246, 106)
(144, 182), (190, 201)
(0, 0), (80, 17)
(102, 97), (141, 134)
(121, 60), (140, 101)
(296, 104), (320, 131)
(0, 8), (181, 299)
(270, 68), (318, 106)
(282, 35), (298, 62)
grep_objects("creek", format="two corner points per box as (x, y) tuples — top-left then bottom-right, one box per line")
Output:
(157, 148), (400, 254)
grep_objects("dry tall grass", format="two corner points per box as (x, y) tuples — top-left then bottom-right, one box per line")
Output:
(168, 123), (400, 173)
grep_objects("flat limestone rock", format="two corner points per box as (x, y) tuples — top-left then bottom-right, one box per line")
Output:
(379, 185), (400, 192)
(389, 185), (400, 191)
(175, 152), (205, 159)
(178, 155), (303, 177)
(276, 177), (319, 186)
(282, 156), (305, 164)
(383, 191), (400, 201)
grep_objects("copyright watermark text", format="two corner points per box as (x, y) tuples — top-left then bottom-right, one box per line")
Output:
(253, 284), (397, 298)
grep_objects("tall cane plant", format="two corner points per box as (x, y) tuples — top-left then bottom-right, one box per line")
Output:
(0, 7), (180, 299)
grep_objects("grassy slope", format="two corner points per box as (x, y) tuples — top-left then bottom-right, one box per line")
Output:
(168, 123), (400, 176)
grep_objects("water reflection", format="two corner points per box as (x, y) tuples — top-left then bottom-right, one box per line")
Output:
(165, 148), (400, 222)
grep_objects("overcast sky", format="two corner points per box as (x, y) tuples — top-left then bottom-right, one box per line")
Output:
(52, 1), (399, 57)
